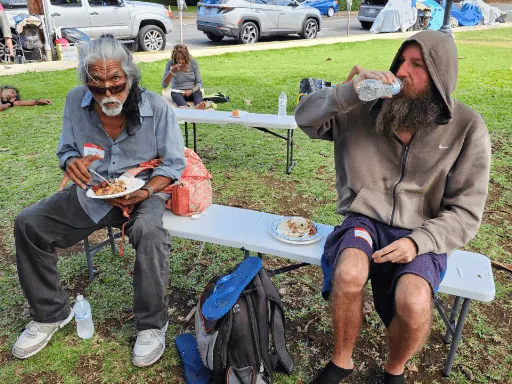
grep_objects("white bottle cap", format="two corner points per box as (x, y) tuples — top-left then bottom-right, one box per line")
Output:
(76, 295), (84, 301)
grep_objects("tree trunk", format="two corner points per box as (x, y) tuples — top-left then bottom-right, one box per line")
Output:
(27, 0), (44, 15)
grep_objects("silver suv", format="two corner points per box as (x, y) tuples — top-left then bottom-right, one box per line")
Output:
(2, 0), (172, 52)
(197, 0), (321, 44)
(357, 0), (386, 29)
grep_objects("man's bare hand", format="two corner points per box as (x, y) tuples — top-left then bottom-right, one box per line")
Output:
(106, 190), (149, 207)
(372, 238), (418, 264)
(58, 154), (103, 191)
(343, 65), (396, 91)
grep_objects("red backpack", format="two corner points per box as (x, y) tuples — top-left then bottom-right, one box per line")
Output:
(165, 148), (213, 216)
(124, 148), (212, 216)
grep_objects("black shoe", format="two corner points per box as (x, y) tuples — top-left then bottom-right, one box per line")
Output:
(311, 360), (354, 384)
(373, 371), (405, 384)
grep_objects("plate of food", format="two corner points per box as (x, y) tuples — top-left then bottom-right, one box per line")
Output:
(269, 216), (323, 245)
(231, 110), (249, 118)
(86, 176), (145, 199)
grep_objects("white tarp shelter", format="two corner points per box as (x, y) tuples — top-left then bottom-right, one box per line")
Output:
(370, 0), (418, 33)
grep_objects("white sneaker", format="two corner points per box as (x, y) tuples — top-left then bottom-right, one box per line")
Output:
(12, 310), (74, 359)
(132, 322), (168, 367)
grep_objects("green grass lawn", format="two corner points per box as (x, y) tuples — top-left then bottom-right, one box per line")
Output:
(0, 29), (511, 383)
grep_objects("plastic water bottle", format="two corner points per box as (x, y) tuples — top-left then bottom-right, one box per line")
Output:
(73, 295), (94, 339)
(278, 91), (287, 116)
(356, 78), (402, 102)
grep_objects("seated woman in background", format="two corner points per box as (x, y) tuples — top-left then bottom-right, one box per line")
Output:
(161, 44), (206, 109)
(0, 85), (51, 112)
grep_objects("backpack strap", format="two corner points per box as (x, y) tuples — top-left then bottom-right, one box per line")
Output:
(259, 270), (294, 374)
(271, 303), (294, 374)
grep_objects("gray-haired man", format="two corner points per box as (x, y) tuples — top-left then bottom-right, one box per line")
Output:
(12, 36), (186, 367)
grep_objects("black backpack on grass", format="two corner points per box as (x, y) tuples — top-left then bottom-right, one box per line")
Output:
(195, 267), (294, 384)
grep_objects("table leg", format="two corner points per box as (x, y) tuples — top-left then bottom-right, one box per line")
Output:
(185, 122), (189, 148)
(193, 123), (197, 154)
(286, 128), (295, 174)
(443, 298), (472, 376)
(443, 296), (462, 344)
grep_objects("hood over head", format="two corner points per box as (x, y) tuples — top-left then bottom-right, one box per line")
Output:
(371, 30), (458, 125)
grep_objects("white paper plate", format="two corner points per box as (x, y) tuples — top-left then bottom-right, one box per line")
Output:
(86, 177), (145, 199)
(268, 217), (323, 245)
(231, 110), (249, 118)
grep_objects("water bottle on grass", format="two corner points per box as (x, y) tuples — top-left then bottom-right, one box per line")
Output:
(73, 295), (94, 339)
(356, 78), (401, 101)
(278, 91), (287, 116)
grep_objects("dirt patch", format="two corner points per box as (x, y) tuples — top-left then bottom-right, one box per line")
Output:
(19, 371), (63, 384)
(61, 273), (90, 299)
(74, 353), (103, 382)
(481, 178), (512, 235)
(168, 285), (199, 325)
(261, 175), (326, 217)
(0, 335), (11, 367)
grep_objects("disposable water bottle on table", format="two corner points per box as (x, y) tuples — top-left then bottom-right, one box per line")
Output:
(356, 78), (401, 101)
(278, 91), (287, 116)
(73, 295), (94, 339)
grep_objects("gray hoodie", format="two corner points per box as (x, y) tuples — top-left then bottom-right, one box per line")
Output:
(294, 31), (491, 255)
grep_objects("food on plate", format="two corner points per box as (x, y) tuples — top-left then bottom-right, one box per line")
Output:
(91, 179), (127, 196)
(232, 110), (240, 117)
(277, 217), (317, 238)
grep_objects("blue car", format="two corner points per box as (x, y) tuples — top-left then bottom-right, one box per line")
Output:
(300, 0), (339, 17)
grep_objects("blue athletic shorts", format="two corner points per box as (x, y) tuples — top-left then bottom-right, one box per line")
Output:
(321, 214), (447, 326)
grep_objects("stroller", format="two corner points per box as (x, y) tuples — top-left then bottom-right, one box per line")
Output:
(13, 14), (45, 63)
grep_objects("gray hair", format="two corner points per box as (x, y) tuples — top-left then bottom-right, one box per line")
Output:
(77, 36), (140, 87)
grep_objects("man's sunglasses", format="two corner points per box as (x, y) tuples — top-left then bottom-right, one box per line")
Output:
(87, 82), (127, 95)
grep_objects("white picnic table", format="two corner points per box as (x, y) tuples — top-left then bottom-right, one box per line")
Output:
(86, 203), (495, 377)
(161, 203), (495, 377)
(171, 108), (298, 174)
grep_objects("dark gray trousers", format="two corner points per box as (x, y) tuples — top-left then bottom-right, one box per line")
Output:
(14, 185), (171, 330)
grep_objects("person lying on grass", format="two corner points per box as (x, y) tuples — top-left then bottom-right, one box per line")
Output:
(295, 30), (491, 384)
(0, 85), (51, 111)
(11, 35), (185, 368)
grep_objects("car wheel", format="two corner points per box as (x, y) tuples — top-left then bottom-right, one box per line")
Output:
(206, 33), (224, 42)
(360, 21), (373, 29)
(327, 7), (335, 17)
(300, 18), (318, 39)
(238, 21), (259, 44)
(137, 25), (166, 52)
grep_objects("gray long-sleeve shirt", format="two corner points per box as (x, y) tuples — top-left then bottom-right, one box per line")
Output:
(56, 86), (186, 223)
(161, 58), (202, 90)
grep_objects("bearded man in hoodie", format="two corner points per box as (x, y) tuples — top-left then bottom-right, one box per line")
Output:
(295, 31), (491, 384)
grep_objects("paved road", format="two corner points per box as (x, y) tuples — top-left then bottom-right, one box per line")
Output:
(164, 4), (511, 51)
(165, 14), (367, 50)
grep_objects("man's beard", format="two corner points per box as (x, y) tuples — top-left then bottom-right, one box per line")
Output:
(374, 81), (441, 136)
(100, 96), (124, 117)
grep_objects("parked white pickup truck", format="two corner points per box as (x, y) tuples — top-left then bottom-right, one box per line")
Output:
(1, 0), (172, 55)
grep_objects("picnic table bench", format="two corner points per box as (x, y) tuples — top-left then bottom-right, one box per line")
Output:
(85, 203), (495, 377)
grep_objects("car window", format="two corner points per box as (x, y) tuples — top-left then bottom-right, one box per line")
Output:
(49, 0), (82, 6)
(275, 0), (293, 5)
(88, 0), (119, 6)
